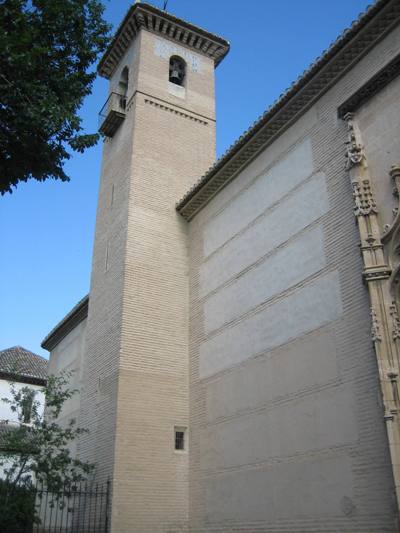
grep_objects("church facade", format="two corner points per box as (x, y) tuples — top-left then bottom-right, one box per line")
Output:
(43, 1), (400, 531)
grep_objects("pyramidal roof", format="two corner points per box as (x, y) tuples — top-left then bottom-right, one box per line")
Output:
(0, 346), (48, 385)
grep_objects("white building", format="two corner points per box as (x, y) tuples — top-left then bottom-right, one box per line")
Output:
(0, 346), (47, 450)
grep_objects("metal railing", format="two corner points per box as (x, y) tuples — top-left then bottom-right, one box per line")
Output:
(0, 478), (111, 533)
(98, 92), (127, 131)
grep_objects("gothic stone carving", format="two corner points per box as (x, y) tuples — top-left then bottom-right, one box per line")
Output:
(371, 307), (382, 342)
(344, 113), (400, 513)
(352, 179), (378, 217)
(390, 302), (400, 341)
(344, 113), (366, 170)
(382, 165), (400, 296)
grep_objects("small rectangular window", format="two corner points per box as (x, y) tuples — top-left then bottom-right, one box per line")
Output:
(110, 183), (115, 207)
(174, 427), (186, 451)
(105, 241), (109, 271)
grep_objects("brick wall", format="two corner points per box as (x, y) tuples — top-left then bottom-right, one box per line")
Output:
(81, 27), (217, 533)
(187, 25), (400, 533)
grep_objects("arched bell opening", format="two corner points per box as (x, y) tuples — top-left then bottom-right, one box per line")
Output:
(169, 56), (186, 87)
(119, 66), (129, 97)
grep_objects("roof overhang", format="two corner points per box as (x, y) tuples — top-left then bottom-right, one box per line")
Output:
(0, 372), (46, 387)
(98, 2), (230, 79)
(41, 295), (89, 352)
(176, 0), (400, 221)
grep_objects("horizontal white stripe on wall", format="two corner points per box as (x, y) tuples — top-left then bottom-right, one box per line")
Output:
(204, 226), (326, 334)
(202, 386), (357, 471)
(203, 138), (314, 257)
(206, 329), (338, 422)
(199, 270), (342, 379)
(200, 172), (329, 298)
(205, 455), (352, 522)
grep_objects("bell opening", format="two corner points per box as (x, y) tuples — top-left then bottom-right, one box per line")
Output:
(169, 56), (186, 87)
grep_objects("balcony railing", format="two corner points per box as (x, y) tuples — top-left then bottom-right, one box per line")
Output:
(98, 92), (127, 137)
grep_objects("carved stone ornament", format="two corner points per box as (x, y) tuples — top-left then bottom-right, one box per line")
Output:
(352, 179), (378, 217)
(382, 165), (400, 297)
(363, 269), (392, 282)
(390, 302), (400, 341)
(384, 208), (399, 235)
(370, 307), (382, 342)
(391, 165), (400, 199)
(344, 113), (366, 170)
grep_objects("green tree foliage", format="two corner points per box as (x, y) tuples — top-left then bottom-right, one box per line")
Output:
(0, 371), (94, 529)
(0, 0), (111, 194)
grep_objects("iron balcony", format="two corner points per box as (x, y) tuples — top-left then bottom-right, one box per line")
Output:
(98, 92), (127, 137)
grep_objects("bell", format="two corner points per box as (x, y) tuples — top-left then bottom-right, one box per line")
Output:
(170, 68), (182, 85)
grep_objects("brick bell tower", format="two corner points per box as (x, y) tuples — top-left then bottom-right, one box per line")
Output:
(80, 3), (229, 532)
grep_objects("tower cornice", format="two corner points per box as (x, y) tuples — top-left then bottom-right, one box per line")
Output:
(98, 2), (230, 79)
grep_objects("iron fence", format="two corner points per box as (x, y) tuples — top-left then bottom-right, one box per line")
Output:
(0, 478), (110, 533)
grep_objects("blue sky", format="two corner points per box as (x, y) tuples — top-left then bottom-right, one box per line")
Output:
(0, 0), (371, 357)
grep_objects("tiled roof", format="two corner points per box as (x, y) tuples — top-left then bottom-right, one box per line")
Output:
(176, 0), (400, 220)
(0, 346), (48, 385)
